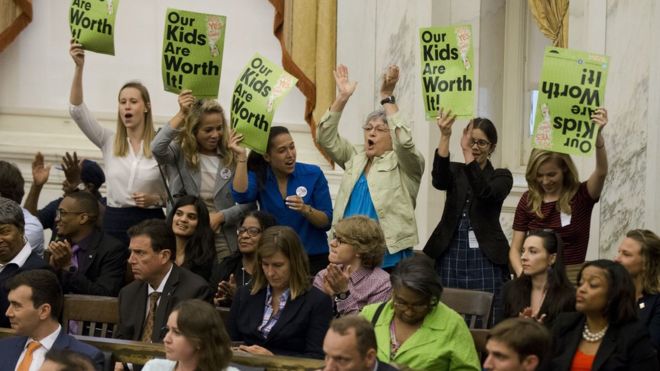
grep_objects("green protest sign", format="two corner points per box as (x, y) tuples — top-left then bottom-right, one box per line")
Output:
(69, 0), (119, 55)
(231, 53), (298, 154)
(419, 25), (475, 119)
(532, 47), (609, 156)
(162, 8), (226, 98)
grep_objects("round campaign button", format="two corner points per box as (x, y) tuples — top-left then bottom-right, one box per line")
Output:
(220, 167), (232, 180)
(296, 186), (308, 198)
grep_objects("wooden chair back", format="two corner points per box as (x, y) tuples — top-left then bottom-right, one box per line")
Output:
(62, 294), (119, 338)
(441, 287), (494, 329)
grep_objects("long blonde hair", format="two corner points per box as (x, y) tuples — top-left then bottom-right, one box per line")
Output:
(525, 149), (580, 218)
(113, 81), (156, 158)
(626, 229), (660, 295)
(178, 99), (233, 169)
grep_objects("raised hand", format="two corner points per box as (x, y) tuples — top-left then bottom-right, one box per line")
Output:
(436, 108), (457, 137)
(460, 121), (474, 152)
(380, 65), (400, 97)
(178, 90), (195, 116)
(62, 151), (82, 187)
(32, 152), (51, 187)
(69, 40), (85, 67)
(228, 130), (247, 157)
(591, 107), (608, 131)
(333, 64), (358, 99)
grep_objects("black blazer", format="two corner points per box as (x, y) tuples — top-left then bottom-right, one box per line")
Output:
(501, 278), (576, 329)
(228, 285), (333, 359)
(0, 251), (50, 327)
(639, 293), (660, 349)
(116, 264), (213, 342)
(424, 152), (513, 265)
(58, 228), (127, 296)
(547, 312), (659, 370)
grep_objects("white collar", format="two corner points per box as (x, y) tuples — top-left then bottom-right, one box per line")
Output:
(0, 240), (32, 272)
(148, 263), (174, 294)
(26, 324), (61, 351)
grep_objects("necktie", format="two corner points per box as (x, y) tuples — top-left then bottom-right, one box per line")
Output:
(70, 244), (81, 269)
(17, 341), (41, 371)
(141, 292), (161, 342)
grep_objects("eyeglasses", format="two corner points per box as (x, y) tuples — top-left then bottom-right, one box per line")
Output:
(237, 226), (262, 237)
(330, 233), (348, 245)
(392, 297), (434, 312)
(55, 209), (85, 219)
(361, 124), (389, 133)
(469, 139), (491, 148)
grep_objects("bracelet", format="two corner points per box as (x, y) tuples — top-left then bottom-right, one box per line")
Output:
(304, 205), (313, 216)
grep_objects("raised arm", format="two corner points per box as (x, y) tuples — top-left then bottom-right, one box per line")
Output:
(68, 41), (112, 148)
(509, 230), (525, 277)
(586, 107), (608, 199)
(69, 41), (84, 106)
(383, 66), (425, 180)
(24, 152), (51, 215)
(151, 90), (195, 164)
(316, 65), (359, 168)
(228, 130), (249, 193)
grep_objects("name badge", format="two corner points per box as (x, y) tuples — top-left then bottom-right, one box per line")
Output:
(560, 212), (572, 227)
(468, 230), (479, 249)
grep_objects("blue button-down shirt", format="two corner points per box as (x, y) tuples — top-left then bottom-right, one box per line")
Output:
(231, 162), (332, 256)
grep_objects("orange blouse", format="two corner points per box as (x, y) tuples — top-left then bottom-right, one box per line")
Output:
(571, 349), (596, 371)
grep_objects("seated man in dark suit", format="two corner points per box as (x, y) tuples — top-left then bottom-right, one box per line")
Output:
(116, 219), (212, 343)
(322, 315), (397, 371)
(0, 269), (104, 370)
(0, 197), (50, 328)
(47, 191), (126, 296)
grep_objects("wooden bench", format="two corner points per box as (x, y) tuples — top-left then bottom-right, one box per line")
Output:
(0, 328), (324, 370)
(62, 294), (119, 337)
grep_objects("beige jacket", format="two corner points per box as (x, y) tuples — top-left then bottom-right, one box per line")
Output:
(316, 110), (425, 253)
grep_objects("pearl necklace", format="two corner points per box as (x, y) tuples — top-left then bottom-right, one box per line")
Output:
(582, 323), (608, 342)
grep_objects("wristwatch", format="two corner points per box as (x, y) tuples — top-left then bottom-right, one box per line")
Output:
(334, 291), (350, 301)
(380, 96), (395, 105)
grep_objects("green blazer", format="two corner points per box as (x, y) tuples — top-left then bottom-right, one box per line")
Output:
(361, 300), (480, 371)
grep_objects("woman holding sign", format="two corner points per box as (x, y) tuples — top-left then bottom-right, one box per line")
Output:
(152, 91), (253, 262)
(229, 126), (332, 274)
(69, 41), (166, 247)
(509, 108), (609, 281)
(422, 109), (512, 324)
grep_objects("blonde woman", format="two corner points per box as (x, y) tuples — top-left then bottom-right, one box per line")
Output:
(313, 215), (391, 316)
(510, 108), (608, 279)
(152, 90), (253, 262)
(614, 229), (660, 348)
(69, 42), (166, 246)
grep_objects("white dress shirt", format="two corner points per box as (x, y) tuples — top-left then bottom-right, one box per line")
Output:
(0, 241), (32, 273)
(14, 325), (61, 371)
(69, 103), (166, 208)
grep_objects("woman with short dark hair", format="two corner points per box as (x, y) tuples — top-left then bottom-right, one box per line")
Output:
(361, 255), (480, 370)
(423, 111), (512, 324)
(549, 260), (658, 369)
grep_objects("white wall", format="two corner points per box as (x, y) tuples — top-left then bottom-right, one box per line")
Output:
(0, 0), (305, 122)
